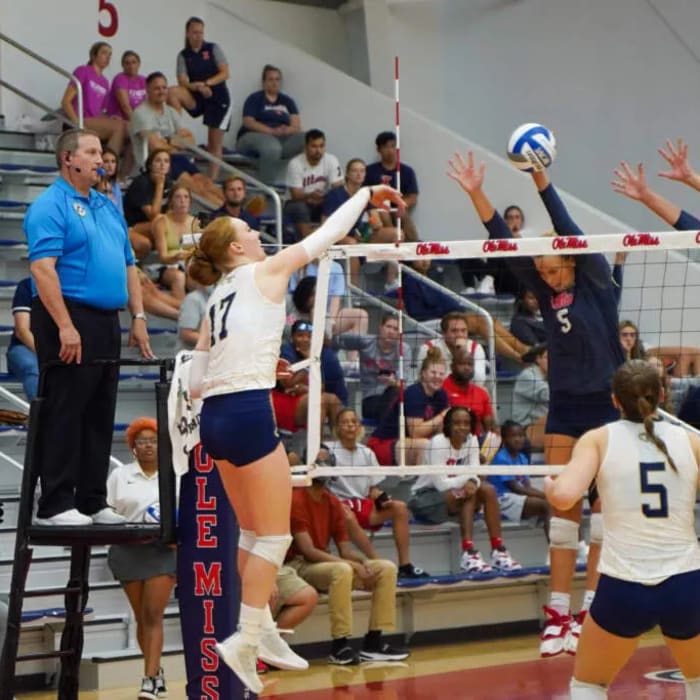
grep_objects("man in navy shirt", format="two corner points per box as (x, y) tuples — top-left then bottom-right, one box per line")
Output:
(213, 176), (260, 230)
(25, 129), (154, 527)
(364, 132), (419, 241)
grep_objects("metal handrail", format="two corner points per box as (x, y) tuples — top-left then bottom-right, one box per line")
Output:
(171, 136), (283, 247)
(0, 32), (83, 128)
(0, 81), (77, 130)
(399, 264), (498, 407)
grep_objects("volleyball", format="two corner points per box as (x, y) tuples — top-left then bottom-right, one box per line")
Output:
(143, 502), (160, 523)
(507, 123), (556, 172)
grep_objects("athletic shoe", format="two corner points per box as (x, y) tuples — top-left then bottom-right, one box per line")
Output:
(32, 508), (92, 527)
(491, 548), (522, 572)
(155, 667), (167, 697)
(359, 643), (410, 662)
(565, 610), (586, 655)
(258, 627), (309, 670)
(398, 563), (430, 579)
(138, 677), (158, 700)
(328, 645), (360, 665)
(460, 550), (493, 574)
(215, 632), (263, 694)
(90, 507), (127, 525)
(540, 606), (572, 658)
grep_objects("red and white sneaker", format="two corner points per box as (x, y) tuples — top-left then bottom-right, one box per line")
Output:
(540, 606), (572, 658)
(491, 548), (522, 572)
(460, 550), (494, 574)
(565, 610), (587, 655)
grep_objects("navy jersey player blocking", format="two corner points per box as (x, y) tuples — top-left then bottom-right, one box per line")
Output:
(546, 360), (700, 700)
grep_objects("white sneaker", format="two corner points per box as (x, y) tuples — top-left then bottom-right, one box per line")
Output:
(540, 606), (572, 658)
(33, 508), (92, 526)
(565, 610), (586, 655)
(476, 274), (495, 295)
(491, 548), (522, 572)
(90, 508), (127, 525)
(215, 632), (263, 694)
(460, 550), (493, 574)
(258, 627), (309, 670)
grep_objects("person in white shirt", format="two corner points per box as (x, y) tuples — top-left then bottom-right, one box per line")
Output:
(410, 406), (521, 574)
(106, 417), (175, 700)
(285, 128), (343, 240)
(546, 360), (700, 700)
(187, 183), (405, 693)
(326, 408), (429, 580)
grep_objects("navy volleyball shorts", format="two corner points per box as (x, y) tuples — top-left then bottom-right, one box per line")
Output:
(546, 390), (619, 438)
(591, 570), (700, 639)
(200, 389), (280, 466)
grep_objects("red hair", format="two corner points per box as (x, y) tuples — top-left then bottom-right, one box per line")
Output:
(126, 417), (157, 449)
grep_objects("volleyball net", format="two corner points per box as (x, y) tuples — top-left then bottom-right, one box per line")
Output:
(293, 229), (700, 483)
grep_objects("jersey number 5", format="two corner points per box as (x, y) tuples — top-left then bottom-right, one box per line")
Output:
(209, 292), (236, 347)
(639, 461), (668, 518)
(556, 308), (572, 334)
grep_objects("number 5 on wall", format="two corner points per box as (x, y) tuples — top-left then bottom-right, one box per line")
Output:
(98, 0), (119, 37)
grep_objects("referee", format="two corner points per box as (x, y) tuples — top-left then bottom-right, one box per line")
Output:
(25, 128), (153, 527)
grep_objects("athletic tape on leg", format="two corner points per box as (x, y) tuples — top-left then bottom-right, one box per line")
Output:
(550, 517), (579, 550)
(570, 678), (607, 698)
(251, 534), (293, 568)
(589, 513), (603, 546)
(239, 529), (255, 553)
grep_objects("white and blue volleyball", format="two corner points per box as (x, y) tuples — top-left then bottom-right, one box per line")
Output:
(143, 502), (161, 523)
(507, 123), (556, 172)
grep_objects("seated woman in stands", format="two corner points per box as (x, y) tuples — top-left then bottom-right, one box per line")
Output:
(106, 418), (176, 700)
(619, 320), (646, 361)
(510, 289), (546, 346)
(151, 185), (199, 301)
(106, 50), (147, 121)
(94, 147), (123, 214)
(235, 64), (305, 183)
(61, 42), (130, 173)
(512, 345), (550, 450)
(409, 405), (522, 574)
(123, 149), (174, 259)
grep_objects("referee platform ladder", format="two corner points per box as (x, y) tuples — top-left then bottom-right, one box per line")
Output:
(0, 359), (177, 700)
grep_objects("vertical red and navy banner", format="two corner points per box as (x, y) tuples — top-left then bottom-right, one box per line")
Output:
(177, 444), (253, 699)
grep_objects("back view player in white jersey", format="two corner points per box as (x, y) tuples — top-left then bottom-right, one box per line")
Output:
(187, 184), (404, 693)
(545, 360), (700, 699)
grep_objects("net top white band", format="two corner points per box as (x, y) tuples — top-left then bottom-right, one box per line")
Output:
(291, 464), (564, 477)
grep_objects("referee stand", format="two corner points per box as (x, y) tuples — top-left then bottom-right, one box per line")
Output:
(0, 359), (177, 700)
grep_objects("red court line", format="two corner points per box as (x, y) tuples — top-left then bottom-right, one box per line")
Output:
(264, 645), (685, 699)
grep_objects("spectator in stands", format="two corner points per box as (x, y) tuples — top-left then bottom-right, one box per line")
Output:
(326, 408), (429, 580)
(94, 147), (123, 214)
(619, 320), (646, 360)
(442, 351), (495, 438)
(333, 313), (416, 421)
(106, 417), (175, 700)
(236, 64), (305, 183)
(152, 185), (198, 300)
(6, 277), (38, 401)
(168, 17), (231, 179)
(647, 355), (674, 414)
(175, 278), (212, 352)
(26, 128), (152, 527)
(281, 320), (347, 405)
(367, 348), (447, 466)
(287, 271), (369, 340)
(60, 42), (129, 171)
(410, 406), (521, 573)
(409, 268), (530, 368)
(489, 421), (550, 540)
(364, 131), (419, 242)
(512, 345), (549, 450)
(287, 450), (409, 665)
(106, 50), (147, 120)
(285, 129), (343, 240)
(130, 72), (224, 208)
(213, 176), (261, 229)
(510, 289), (546, 346)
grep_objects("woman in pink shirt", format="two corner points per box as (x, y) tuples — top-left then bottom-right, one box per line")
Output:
(61, 42), (129, 166)
(107, 50), (147, 120)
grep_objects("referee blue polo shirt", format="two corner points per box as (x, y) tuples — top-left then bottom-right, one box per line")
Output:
(24, 176), (135, 310)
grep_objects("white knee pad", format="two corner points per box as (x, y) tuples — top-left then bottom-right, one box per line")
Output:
(251, 534), (293, 568)
(239, 529), (256, 553)
(550, 517), (579, 550)
(589, 513), (603, 546)
(685, 676), (700, 700)
(570, 678), (607, 699)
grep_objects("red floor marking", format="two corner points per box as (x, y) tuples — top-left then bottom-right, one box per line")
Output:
(265, 645), (685, 699)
